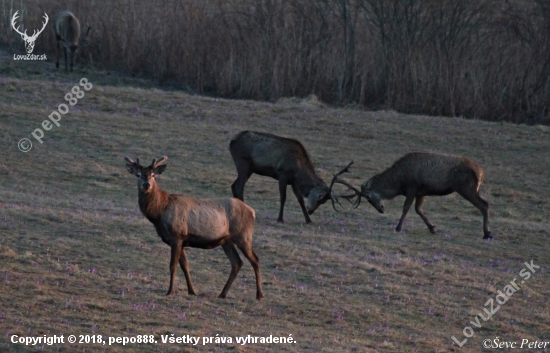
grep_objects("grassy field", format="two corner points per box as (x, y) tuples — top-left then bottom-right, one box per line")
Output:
(1, 51), (549, 353)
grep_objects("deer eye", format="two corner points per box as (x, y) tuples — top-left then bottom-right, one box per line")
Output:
(136, 172), (142, 177)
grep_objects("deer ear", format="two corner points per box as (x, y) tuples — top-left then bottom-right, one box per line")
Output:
(124, 157), (138, 175)
(125, 164), (138, 175)
(154, 164), (167, 175)
(125, 164), (137, 175)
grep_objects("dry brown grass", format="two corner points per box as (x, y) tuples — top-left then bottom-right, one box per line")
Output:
(1, 52), (549, 352)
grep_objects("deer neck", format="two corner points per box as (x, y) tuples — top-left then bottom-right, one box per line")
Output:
(372, 172), (401, 199)
(138, 184), (169, 224)
(295, 170), (324, 197)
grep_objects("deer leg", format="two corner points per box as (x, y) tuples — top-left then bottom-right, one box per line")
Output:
(291, 183), (312, 223)
(64, 48), (68, 72)
(458, 190), (491, 239)
(277, 177), (288, 223)
(415, 196), (436, 233)
(56, 41), (60, 69)
(178, 248), (196, 295)
(231, 163), (252, 201)
(235, 241), (264, 301)
(396, 192), (415, 232)
(219, 242), (243, 299)
(167, 239), (183, 295)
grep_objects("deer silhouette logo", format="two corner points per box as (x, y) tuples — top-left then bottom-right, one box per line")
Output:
(11, 11), (48, 54)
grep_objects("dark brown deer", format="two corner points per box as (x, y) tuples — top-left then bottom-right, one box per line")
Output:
(125, 156), (264, 300)
(341, 152), (491, 239)
(229, 131), (350, 223)
(54, 11), (91, 72)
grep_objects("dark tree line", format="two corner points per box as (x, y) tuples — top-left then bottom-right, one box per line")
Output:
(3, 0), (549, 124)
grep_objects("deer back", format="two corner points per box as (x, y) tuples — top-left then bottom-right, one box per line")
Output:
(230, 131), (316, 178)
(163, 196), (255, 239)
(373, 153), (483, 195)
(55, 11), (81, 46)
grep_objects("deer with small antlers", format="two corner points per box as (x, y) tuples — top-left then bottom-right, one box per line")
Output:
(230, 131), (353, 223)
(54, 11), (91, 72)
(11, 11), (48, 54)
(125, 156), (264, 300)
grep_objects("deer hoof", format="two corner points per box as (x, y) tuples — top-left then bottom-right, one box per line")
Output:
(429, 226), (436, 234)
(483, 233), (492, 240)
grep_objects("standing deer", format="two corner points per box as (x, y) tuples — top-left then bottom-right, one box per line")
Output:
(340, 153), (491, 239)
(230, 131), (351, 223)
(54, 11), (91, 72)
(11, 11), (49, 54)
(125, 156), (264, 300)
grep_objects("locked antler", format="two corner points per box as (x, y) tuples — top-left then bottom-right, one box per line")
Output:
(328, 161), (362, 211)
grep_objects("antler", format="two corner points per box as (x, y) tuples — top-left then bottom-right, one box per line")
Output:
(82, 25), (92, 42)
(332, 179), (363, 209)
(125, 156), (141, 167)
(328, 161), (360, 211)
(124, 156), (139, 165)
(11, 11), (27, 38)
(328, 161), (354, 191)
(151, 156), (168, 169)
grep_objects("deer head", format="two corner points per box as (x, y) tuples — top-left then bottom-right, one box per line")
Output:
(125, 156), (168, 193)
(11, 11), (48, 54)
(360, 179), (385, 213)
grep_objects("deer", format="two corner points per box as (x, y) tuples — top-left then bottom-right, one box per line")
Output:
(124, 156), (264, 300)
(54, 11), (91, 72)
(336, 152), (491, 239)
(11, 11), (49, 54)
(229, 131), (353, 223)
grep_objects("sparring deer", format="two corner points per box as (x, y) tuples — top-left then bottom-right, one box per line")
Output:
(338, 153), (491, 239)
(125, 156), (264, 300)
(229, 131), (352, 223)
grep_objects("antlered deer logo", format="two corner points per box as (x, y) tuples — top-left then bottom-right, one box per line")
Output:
(11, 11), (48, 54)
